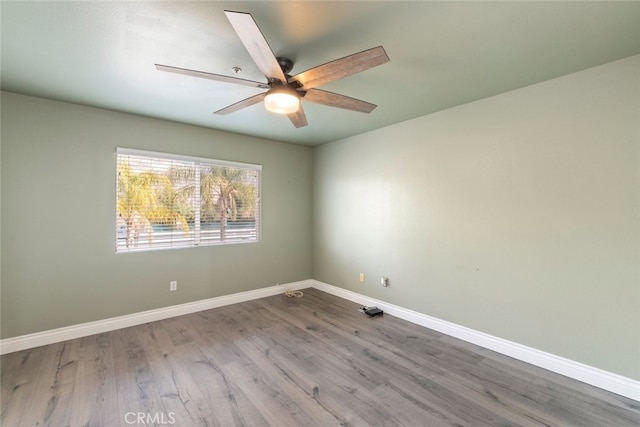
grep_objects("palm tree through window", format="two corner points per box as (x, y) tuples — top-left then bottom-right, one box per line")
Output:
(116, 148), (261, 253)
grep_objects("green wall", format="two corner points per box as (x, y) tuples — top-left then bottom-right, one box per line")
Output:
(1, 92), (313, 338)
(313, 55), (640, 380)
(2, 55), (639, 382)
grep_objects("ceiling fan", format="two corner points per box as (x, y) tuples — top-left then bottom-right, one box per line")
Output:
(155, 10), (390, 128)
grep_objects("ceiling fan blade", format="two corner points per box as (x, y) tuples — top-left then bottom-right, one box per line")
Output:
(155, 64), (268, 89)
(224, 10), (287, 83)
(303, 88), (377, 113)
(287, 106), (308, 128)
(290, 46), (389, 90)
(214, 93), (266, 115)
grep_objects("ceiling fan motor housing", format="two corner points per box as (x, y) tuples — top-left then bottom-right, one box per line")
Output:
(277, 57), (294, 75)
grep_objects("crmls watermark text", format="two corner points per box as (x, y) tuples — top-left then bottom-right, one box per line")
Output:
(124, 412), (176, 425)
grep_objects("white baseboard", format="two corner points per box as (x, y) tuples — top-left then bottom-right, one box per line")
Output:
(2, 278), (638, 401)
(0, 280), (312, 356)
(309, 280), (640, 402)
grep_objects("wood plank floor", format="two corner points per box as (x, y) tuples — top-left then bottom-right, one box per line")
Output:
(2, 288), (639, 426)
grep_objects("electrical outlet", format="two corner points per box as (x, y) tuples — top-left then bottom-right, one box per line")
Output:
(381, 277), (389, 287)
(359, 273), (365, 283)
(170, 281), (177, 291)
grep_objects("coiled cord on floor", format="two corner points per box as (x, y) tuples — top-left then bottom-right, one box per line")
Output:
(284, 289), (304, 298)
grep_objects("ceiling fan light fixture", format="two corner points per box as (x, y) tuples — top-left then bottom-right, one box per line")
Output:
(264, 85), (300, 114)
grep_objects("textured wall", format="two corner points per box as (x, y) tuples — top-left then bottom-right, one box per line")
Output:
(313, 56), (640, 379)
(1, 93), (313, 338)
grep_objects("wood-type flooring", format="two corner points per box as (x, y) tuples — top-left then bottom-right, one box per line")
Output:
(2, 288), (639, 426)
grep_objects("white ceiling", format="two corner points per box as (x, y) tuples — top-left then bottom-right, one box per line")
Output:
(2, 1), (640, 146)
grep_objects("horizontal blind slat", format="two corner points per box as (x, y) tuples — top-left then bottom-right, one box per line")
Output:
(116, 148), (261, 253)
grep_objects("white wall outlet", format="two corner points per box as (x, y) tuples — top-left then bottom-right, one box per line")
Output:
(359, 273), (365, 283)
(170, 281), (177, 291)
(381, 277), (389, 287)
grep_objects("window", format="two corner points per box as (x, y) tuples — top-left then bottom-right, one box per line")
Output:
(116, 148), (261, 253)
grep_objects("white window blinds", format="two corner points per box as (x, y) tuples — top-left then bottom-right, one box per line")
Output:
(116, 148), (261, 253)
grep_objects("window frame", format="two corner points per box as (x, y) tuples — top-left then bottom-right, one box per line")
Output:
(116, 147), (262, 253)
